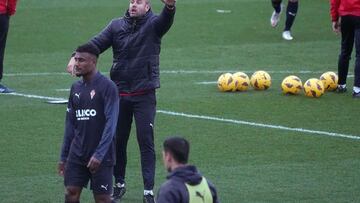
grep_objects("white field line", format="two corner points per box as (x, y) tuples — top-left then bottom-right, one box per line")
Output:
(5, 92), (66, 101)
(3, 70), (339, 77)
(197, 75), (354, 85)
(5, 92), (359, 141)
(157, 110), (360, 141)
(56, 89), (70, 92)
(196, 81), (218, 85)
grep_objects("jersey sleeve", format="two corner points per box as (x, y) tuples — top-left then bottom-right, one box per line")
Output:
(330, 0), (340, 22)
(156, 181), (181, 203)
(207, 179), (220, 203)
(92, 81), (119, 162)
(60, 86), (76, 162)
(7, 0), (17, 16)
(152, 5), (176, 37)
(89, 20), (114, 54)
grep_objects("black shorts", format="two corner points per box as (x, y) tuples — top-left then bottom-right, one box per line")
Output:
(64, 162), (113, 195)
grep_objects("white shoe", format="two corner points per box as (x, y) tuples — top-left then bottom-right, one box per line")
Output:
(270, 11), (281, 27)
(282, 31), (293, 40)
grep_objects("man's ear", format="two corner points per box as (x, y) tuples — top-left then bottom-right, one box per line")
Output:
(164, 151), (173, 163)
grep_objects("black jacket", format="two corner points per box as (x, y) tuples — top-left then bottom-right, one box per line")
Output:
(89, 6), (175, 93)
(157, 165), (220, 203)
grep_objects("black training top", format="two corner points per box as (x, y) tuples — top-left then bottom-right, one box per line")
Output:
(60, 72), (119, 166)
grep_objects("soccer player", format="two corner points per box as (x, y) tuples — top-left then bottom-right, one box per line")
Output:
(0, 0), (17, 93)
(58, 44), (119, 203)
(270, 0), (299, 40)
(157, 136), (220, 203)
(330, 0), (360, 98)
(67, 0), (176, 202)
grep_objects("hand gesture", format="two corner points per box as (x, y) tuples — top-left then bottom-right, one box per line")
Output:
(87, 156), (101, 174)
(58, 161), (66, 176)
(161, 0), (176, 6)
(66, 56), (76, 76)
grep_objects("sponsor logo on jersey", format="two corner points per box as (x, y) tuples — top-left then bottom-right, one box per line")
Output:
(75, 109), (97, 120)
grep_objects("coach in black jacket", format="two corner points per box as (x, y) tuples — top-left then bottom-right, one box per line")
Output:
(67, 0), (176, 202)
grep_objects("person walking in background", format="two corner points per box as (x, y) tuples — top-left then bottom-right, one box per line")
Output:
(330, 0), (360, 98)
(0, 0), (17, 93)
(270, 0), (299, 40)
(157, 136), (220, 203)
(58, 44), (119, 203)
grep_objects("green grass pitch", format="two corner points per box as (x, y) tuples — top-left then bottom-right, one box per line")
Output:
(0, 0), (359, 202)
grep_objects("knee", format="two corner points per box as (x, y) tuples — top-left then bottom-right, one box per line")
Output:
(65, 187), (81, 202)
(339, 53), (351, 61)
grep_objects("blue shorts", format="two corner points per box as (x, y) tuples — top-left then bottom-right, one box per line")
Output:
(64, 162), (113, 195)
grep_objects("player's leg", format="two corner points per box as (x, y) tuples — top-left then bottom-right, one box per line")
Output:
(337, 16), (355, 92)
(353, 16), (360, 97)
(0, 13), (12, 93)
(133, 90), (156, 202)
(91, 164), (113, 203)
(0, 14), (9, 82)
(64, 162), (89, 203)
(65, 186), (82, 203)
(113, 96), (133, 200)
(282, 0), (298, 40)
(270, 0), (282, 27)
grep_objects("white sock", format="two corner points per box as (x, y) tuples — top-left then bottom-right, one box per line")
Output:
(144, 190), (154, 196)
(353, 86), (360, 93)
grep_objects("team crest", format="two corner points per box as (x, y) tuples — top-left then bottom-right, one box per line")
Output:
(90, 89), (96, 99)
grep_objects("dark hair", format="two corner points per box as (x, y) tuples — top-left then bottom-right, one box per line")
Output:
(163, 136), (189, 164)
(75, 43), (99, 58)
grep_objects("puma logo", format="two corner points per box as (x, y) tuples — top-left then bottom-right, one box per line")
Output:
(101, 184), (108, 191)
(196, 191), (205, 202)
(288, 12), (296, 16)
(74, 93), (80, 99)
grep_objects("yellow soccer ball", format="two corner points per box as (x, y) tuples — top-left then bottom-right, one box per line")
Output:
(281, 75), (303, 95)
(303, 78), (325, 98)
(250, 70), (271, 90)
(217, 73), (236, 92)
(232, 72), (250, 91)
(320, 71), (338, 91)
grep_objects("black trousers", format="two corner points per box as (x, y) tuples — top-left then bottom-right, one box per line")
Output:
(114, 90), (156, 190)
(338, 15), (360, 87)
(0, 14), (10, 81)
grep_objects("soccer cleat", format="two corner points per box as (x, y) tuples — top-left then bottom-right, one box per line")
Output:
(336, 85), (347, 93)
(270, 11), (281, 27)
(0, 84), (14, 93)
(143, 194), (155, 203)
(282, 31), (293, 40)
(112, 184), (126, 201)
(353, 91), (360, 98)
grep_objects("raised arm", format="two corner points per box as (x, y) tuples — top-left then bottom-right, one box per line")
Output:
(153, 0), (176, 37)
(89, 20), (114, 54)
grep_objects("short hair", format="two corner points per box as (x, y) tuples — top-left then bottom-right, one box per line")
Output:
(75, 43), (99, 58)
(163, 136), (189, 164)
